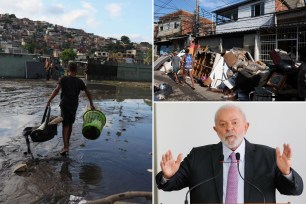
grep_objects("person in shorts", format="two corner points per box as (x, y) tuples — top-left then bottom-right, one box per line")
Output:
(172, 51), (181, 84)
(46, 62), (95, 156)
(181, 48), (195, 89)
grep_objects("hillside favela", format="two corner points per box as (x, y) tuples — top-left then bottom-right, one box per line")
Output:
(0, 13), (152, 80)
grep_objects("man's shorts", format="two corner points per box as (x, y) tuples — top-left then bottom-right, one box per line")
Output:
(173, 66), (179, 73)
(184, 68), (193, 75)
(61, 107), (77, 125)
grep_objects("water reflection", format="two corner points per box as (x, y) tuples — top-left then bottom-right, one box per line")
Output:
(60, 161), (72, 181)
(87, 84), (151, 100)
(79, 163), (103, 186)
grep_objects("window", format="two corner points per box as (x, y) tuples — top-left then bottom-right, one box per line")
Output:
(160, 25), (163, 31)
(174, 22), (180, 29)
(251, 2), (264, 17)
(166, 23), (170, 30)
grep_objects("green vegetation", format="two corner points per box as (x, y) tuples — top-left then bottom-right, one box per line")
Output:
(121, 36), (131, 44)
(145, 47), (152, 64)
(60, 48), (77, 64)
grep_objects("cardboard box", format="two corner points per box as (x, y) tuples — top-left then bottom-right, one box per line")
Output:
(223, 51), (237, 68)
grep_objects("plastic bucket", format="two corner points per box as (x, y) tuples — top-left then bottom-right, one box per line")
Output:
(82, 110), (106, 140)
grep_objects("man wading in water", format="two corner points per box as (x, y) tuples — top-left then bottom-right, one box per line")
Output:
(46, 62), (95, 156)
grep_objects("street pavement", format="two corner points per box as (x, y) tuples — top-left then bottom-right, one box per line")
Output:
(154, 70), (232, 101)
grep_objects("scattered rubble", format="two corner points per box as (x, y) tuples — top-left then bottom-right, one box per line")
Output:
(13, 163), (27, 173)
(154, 83), (173, 100)
(154, 46), (304, 101)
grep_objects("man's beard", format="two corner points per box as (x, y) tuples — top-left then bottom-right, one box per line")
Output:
(221, 132), (244, 150)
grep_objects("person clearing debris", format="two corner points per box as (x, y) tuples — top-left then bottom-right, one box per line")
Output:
(181, 48), (195, 90)
(172, 51), (182, 85)
(46, 62), (95, 156)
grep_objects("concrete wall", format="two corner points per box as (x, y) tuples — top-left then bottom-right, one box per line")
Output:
(117, 63), (152, 82)
(25, 61), (46, 79)
(238, 0), (275, 18)
(0, 53), (38, 78)
(87, 62), (118, 80)
(198, 37), (222, 52)
(87, 62), (152, 82)
(157, 20), (181, 37)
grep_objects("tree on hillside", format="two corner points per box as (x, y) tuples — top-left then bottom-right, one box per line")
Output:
(145, 47), (152, 64)
(140, 42), (151, 47)
(60, 48), (76, 65)
(121, 36), (131, 44)
(9, 14), (16, 18)
(23, 43), (35, 53)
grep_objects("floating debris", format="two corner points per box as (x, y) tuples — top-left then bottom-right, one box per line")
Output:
(13, 163), (27, 173)
(69, 195), (86, 204)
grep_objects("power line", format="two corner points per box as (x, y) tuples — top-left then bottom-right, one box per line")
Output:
(155, 0), (174, 14)
(154, 0), (305, 32)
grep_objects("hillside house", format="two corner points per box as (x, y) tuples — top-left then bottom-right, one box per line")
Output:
(197, 0), (305, 63)
(155, 10), (214, 55)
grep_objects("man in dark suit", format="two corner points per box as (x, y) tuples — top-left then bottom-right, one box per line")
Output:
(156, 104), (303, 203)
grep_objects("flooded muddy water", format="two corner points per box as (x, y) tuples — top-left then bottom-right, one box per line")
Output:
(0, 79), (152, 203)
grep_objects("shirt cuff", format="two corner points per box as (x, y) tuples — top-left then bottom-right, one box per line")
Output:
(283, 171), (293, 181)
(161, 176), (170, 185)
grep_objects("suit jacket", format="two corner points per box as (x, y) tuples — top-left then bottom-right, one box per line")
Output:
(156, 139), (303, 203)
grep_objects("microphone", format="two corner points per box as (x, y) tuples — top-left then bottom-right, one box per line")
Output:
(235, 152), (266, 203)
(184, 155), (224, 204)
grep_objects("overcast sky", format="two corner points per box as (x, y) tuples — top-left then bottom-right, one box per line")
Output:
(0, 0), (153, 43)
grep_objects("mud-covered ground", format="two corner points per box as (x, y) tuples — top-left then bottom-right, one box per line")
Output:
(0, 79), (152, 204)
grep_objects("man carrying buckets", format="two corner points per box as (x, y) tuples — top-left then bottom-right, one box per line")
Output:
(46, 62), (95, 156)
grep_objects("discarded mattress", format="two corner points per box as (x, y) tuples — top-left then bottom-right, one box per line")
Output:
(154, 55), (171, 70)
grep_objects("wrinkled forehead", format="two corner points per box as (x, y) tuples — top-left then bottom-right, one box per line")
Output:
(215, 106), (246, 124)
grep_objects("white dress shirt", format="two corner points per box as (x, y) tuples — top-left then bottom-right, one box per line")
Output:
(222, 139), (245, 204)
(222, 139), (293, 203)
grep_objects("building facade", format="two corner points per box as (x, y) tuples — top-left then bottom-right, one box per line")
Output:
(155, 10), (213, 55)
(197, 0), (306, 63)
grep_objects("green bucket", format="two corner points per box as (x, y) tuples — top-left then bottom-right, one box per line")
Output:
(82, 109), (106, 140)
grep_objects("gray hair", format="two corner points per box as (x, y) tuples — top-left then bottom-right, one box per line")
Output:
(214, 104), (247, 124)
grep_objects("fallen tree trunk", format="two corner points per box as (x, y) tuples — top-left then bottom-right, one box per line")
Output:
(87, 191), (152, 204)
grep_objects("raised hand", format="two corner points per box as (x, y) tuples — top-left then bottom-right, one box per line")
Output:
(160, 150), (183, 179)
(276, 143), (292, 175)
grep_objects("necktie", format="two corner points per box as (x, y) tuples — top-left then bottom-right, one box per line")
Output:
(225, 152), (238, 204)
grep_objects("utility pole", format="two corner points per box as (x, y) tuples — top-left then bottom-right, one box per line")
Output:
(194, 0), (199, 37)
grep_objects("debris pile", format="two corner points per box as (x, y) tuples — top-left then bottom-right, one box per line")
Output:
(154, 46), (304, 101)
(194, 47), (302, 101)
